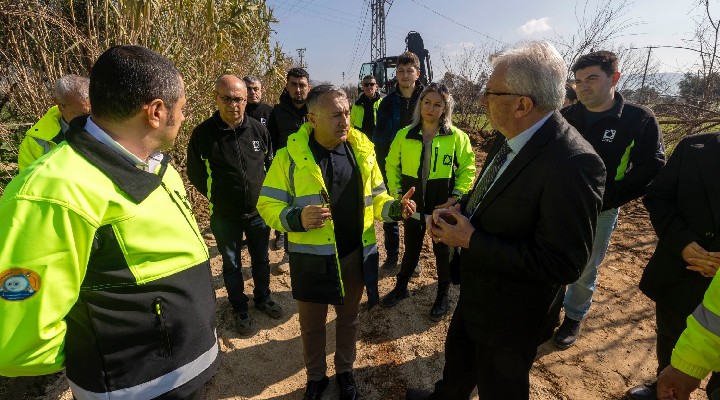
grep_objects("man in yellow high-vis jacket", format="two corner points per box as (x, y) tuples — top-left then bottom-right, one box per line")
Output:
(258, 85), (415, 400)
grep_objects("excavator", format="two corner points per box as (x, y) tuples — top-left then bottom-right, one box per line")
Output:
(358, 31), (433, 94)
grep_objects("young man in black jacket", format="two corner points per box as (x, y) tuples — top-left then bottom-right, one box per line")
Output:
(187, 74), (282, 336)
(553, 51), (666, 349)
(267, 68), (311, 267)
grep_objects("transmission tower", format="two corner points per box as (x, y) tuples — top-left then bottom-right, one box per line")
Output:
(370, 0), (393, 61)
(297, 48), (307, 69)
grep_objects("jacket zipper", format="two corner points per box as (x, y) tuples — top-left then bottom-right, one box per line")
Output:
(433, 145), (439, 173)
(152, 297), (172, 357)
(233, 130), (251, 213)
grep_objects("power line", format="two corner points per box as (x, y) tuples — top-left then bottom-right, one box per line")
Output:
(345, 1), (372, 80)
(407, 0), (507, 45)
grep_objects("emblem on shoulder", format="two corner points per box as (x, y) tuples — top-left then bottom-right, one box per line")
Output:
(0, 268), (42, 301)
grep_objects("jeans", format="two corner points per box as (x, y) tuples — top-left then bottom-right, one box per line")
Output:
(376, 144), (399, 259)
(210, 213), (271, 313)
(563, 207), (619, 321)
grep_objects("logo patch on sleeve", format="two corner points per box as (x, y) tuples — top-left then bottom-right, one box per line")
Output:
(0, 268), (42, 301)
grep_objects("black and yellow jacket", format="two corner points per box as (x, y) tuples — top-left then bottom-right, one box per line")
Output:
(386, 124), (476, 215)
(0, 116), (219, 399)
(18, 105), (66, 172)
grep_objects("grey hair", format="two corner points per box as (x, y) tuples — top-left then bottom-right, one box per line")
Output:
(53, 74), (89, 103)
(306, 84), (347, 113)
(410, 83), (454, 131)
(490, 41), (567, 112)
(243, 75), (261, 86)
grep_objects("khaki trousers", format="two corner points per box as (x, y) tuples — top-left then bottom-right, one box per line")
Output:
(296, 246), (364, 381)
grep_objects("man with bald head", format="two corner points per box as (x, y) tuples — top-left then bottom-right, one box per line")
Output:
(187, 74), (281, 336)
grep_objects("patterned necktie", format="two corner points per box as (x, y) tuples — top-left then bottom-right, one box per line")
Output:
(464, 141), (512, 217)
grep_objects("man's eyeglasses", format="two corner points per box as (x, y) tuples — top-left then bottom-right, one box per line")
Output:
(362, 82), (376, 87)
(481, 90), (526, 99)
(218, 95), (246, 105)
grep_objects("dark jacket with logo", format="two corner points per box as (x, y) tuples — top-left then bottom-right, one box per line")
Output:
(561, 92), (665, 210)
(187, 112), (273, 220)
(373, 82), (424, 151)
(267, 90), (308, 152)
(640, 133), (720, 315)
(246, 101), (273, 127)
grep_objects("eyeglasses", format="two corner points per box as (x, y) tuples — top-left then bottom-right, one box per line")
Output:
(481, 90), (526, 99)
(218, 95), (246, 105)
(362, 82), (376, 87)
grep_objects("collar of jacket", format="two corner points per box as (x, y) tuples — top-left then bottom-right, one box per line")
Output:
(354, 92), (381, 106)
(405, 124), (452, 141)
(565, 91), (627, 124)
(27, 105), (63, 140)
(211, 110), (250, 131)
(287, 122), (374, 170)
(392, 81), (424, 100)
(66, 115), (170, 204)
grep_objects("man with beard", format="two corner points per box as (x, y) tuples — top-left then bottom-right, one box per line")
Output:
(267, 68), (312, 269)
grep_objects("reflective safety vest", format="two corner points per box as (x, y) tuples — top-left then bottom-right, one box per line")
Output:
(18, 106), (64, 172)
(386, 124), (476, 215)
(350, 96), (382, 133)
(671, 271), (720, 379)
(258, 122), (396, 305)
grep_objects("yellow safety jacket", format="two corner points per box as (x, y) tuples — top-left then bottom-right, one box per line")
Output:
(350, 95), (382, 135)
(386, 124), (476, 215)
(18, 106), (64, 172)
(671, 271), (720, 379)
(257, 123), (397, 306)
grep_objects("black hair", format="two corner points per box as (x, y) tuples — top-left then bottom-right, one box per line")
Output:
(571, 50), (618, 77)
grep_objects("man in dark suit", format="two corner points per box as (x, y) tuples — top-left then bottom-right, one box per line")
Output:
(624, 133), (720, 400)
(405, 41), (606, 400)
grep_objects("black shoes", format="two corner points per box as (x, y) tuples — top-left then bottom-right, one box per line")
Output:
(256, 300), (284, 319)
(406, 388), (434, 400)
(429, 283), (450, 322)
(303, 376), (329, 400)
(553, 316), (582, 349)
(233, 312), (253, 336)
(337, 371), (358, 400)
(623, 381), (657, 400)
(271, 232), (285, 251)
(381, 277), (410, 308)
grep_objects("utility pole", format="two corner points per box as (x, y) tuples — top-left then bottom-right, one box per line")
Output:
(297, 48), (307, 69)
(342, 72), (346, 82)
(640, 46), (654, 104)
(370, 0), (393, 61)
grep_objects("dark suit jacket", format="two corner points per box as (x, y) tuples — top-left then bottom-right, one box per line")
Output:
(640, 133), (720, 315)
(458, 112), (605, 350)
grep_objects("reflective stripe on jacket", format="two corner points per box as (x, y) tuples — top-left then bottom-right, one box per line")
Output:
(386, 124), (475, 214)
(671, 272), (720, 379)
(18, 105), (63, 172)
(257, 123), (396, 306)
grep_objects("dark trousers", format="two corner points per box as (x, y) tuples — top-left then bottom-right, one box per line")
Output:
(296, 246), (365, 381)
(376, 145), (399, 259)
(399, 217), (451, 283)
(210, 213), (271, 313)
(656, 303), (720, 398)
(432, 305), (537, 400)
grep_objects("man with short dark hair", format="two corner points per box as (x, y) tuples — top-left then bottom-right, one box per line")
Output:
(0, 45), (219, 399)
(18, 74), (91, 171)
(267, 67), (312, 266)
(258, 85), (415, 400)
(243, 75), (273, 126)
(406, 40), (605, 400)
(187, 74), (280, 337)
(553, 50), (666, 350)
(374, 51), (424, 271)
(350, 75), (381, 138)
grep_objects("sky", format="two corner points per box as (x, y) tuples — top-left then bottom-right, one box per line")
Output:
(264, 0), (706, 86)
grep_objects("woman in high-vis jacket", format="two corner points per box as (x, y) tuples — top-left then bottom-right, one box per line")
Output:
(380, 82), (476, 321)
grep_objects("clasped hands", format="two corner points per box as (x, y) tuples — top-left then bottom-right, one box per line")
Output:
(682, 241), (720, 278)
(427, 202), (475, 248)
(300, 187), (418, 230)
